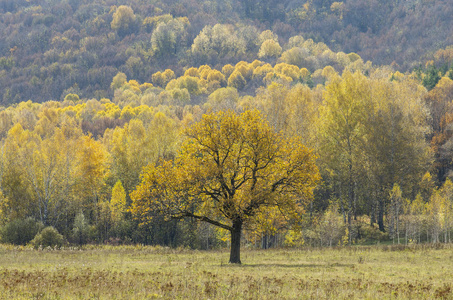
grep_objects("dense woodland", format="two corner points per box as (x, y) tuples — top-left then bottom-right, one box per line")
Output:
(1, 0), (453, 103)
(1, 0), (453, 249)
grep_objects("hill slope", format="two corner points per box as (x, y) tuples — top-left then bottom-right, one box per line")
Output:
(0, 0), (452, 104)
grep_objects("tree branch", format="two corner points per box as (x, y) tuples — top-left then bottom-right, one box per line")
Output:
(173, 211), (233, 231)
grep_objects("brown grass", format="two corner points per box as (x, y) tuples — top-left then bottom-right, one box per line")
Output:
(0, 244), (452, 299)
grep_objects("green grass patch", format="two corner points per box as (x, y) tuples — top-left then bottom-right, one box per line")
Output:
(0, 244), (452, 299)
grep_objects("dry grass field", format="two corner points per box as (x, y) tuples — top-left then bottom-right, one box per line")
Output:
(0, 244), (452, 299)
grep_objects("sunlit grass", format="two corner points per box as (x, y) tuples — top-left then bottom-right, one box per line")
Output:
(0, 244), (452, 299)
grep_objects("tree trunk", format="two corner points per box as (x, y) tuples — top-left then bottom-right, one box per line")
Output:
(396, 214), (400, 244)
(229, 220), (243, 264)
(378, 199), (385, 232)
(348, 161), (354, 244)
(261, 234), (268, 249)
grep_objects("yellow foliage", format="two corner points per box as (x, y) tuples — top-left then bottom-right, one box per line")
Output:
(222, 64), (235, 78)
(162, 69), (175, 82)
(252, 63), (273, 81)
(184, 67), (199, 77)
(288, 35), (305, 48)
(152, 69), (175, 87)
(111, 5), (136, 31)
(196, 69), (209, 81)
(152, 71), (165, 87)
(228, 71), (246, 90)
(321, 66), (338, 80)
(300, 68), (310, 78)
(0, 191), (9, 226)
(263, 72), (292, 86)
(120, 105), (136, 120)
(198, 65), (212, 78)
(76, 134), (108, 201)
(142, 14), (172, 29)
(111, 180), (126, 221)
(391, 71), (405, 81)
(64, 94), (80, 102)
(205, 87), (239, 111)
(125, 80), (141, 94)
(139, 82), (154, 92)
(166, 76), (201, 95)
(111, 72), (127, 90)
(206, 69), (226, 85)
(330, 2), (344, 19)
(258, 39), (282, 58)
(131, 110), (320, 236)
(347, 52), (361, 62)
(237, 95), (256, 111)
(259, 30), (278, 44)
(250, 60), (264, 69)
(280, 64), (301, 81)
(235, 63), (253, 81)
(284, 229), (303, 247)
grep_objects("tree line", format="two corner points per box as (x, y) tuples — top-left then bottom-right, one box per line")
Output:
(1, 54), (453, 252)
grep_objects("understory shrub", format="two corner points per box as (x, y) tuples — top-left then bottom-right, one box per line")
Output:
(357, 222), (389, 243)
(1, 217), (43, 245)
(30, 226), (64, 249)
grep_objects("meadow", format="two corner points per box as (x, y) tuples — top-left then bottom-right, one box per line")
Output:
(0, 244), (452, 299)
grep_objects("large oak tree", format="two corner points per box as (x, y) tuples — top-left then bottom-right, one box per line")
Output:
(131, 110), (319, 263)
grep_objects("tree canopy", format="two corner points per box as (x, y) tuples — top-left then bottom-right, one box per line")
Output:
(131, 110), (320, 263)
(0, 0), (451, 103)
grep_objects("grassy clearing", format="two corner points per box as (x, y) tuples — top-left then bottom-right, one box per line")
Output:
(0, 244), (452, 299)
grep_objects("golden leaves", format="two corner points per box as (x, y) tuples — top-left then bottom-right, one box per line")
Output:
(131, 109), (320, 232)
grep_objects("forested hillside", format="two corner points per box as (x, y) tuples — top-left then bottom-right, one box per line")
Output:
(0, 0), (452, 103)
(1, 0), (453, 249)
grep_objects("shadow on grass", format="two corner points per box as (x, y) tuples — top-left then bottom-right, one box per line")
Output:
(222, 263), (355, 268)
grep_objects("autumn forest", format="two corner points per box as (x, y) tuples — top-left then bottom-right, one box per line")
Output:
(1, 0), (453, 256)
